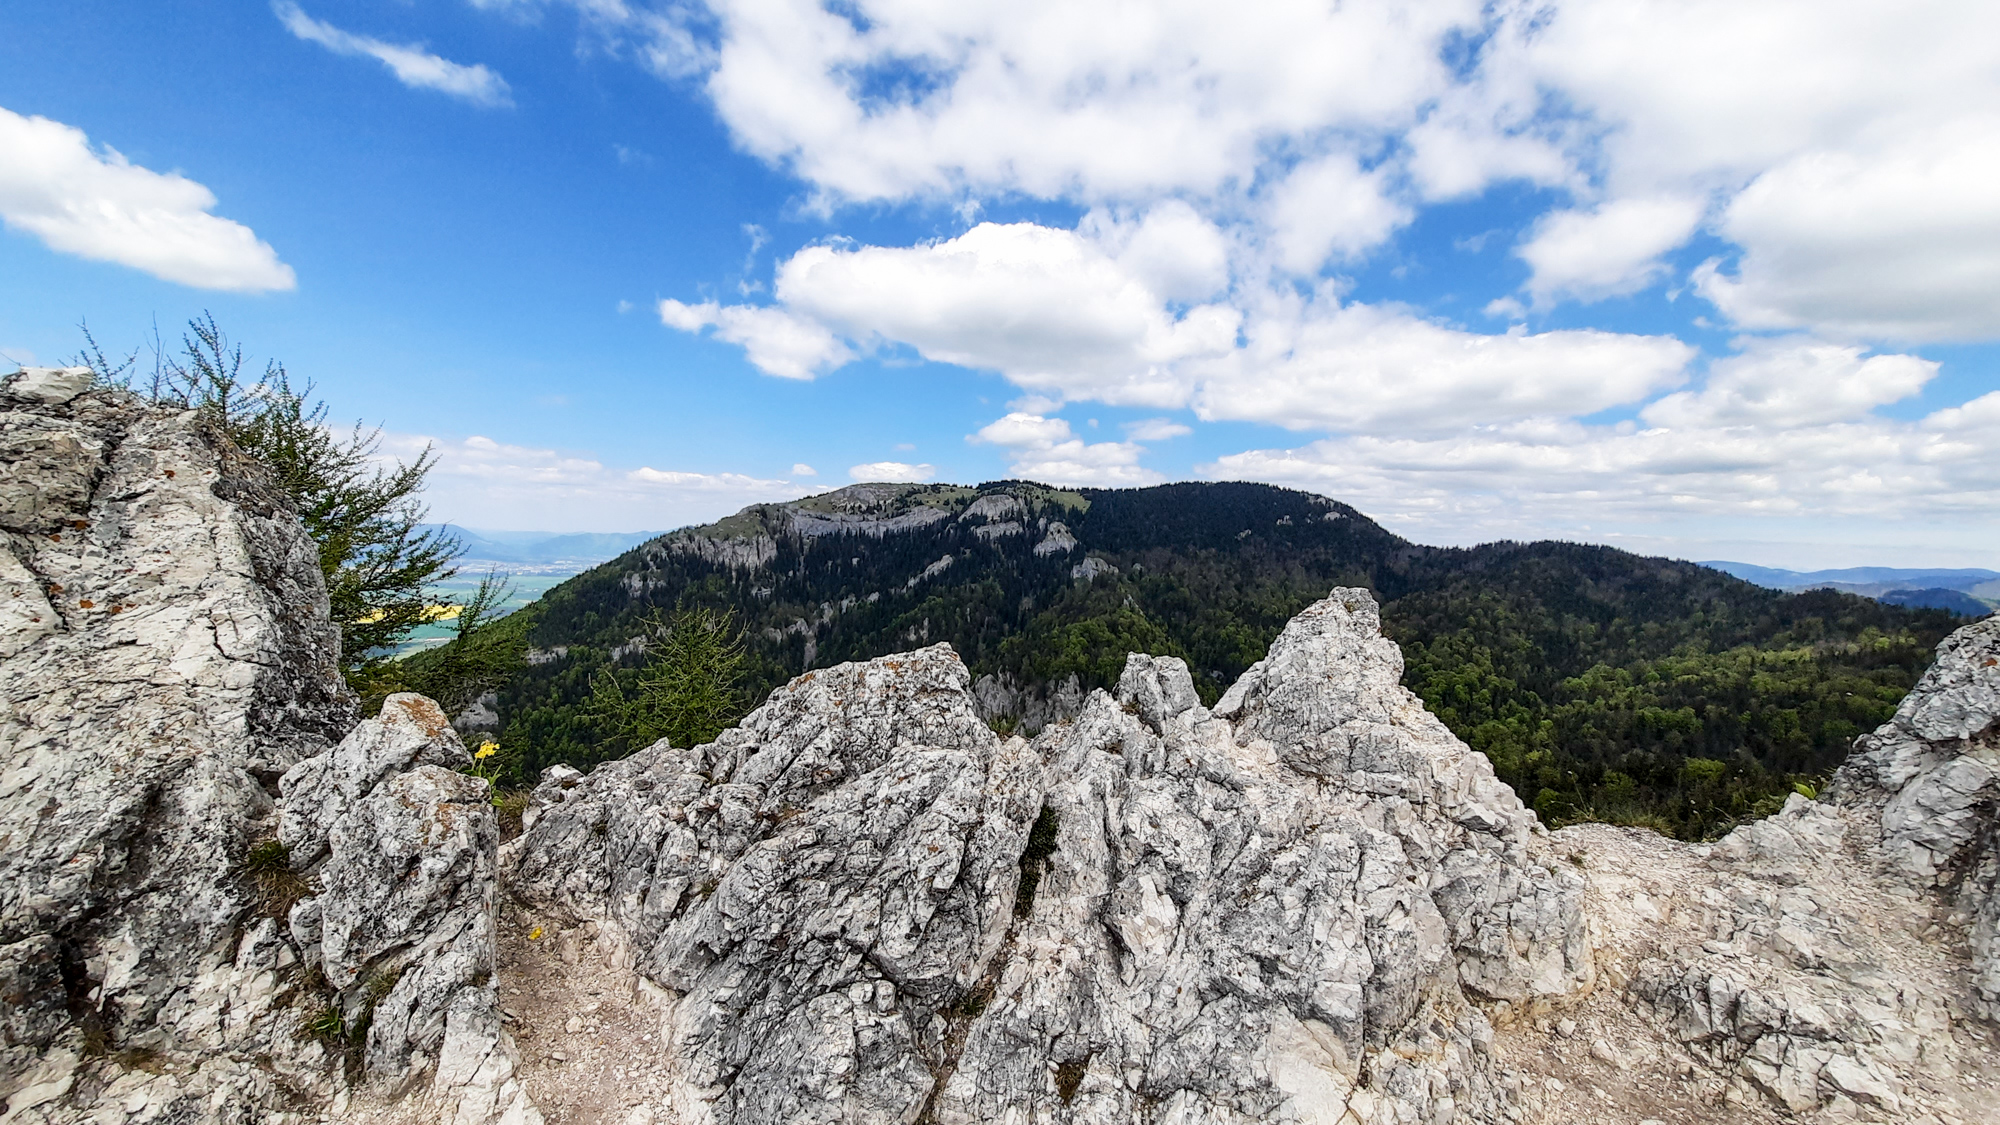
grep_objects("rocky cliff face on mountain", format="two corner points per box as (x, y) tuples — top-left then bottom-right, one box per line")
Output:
(3, 377), (1996, 1125)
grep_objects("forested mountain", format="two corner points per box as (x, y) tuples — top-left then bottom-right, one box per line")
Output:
(425, 480), (1967, 839)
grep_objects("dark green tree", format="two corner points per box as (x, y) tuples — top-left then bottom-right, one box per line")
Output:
(582, 665), (634, 756)
(630, 607), (748, 749)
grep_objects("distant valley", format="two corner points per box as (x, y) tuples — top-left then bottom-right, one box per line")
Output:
(1705, 560), (1999, 617)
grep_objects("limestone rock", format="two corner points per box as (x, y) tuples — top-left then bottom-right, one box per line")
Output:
(0, 384), (535, 1124)
(508, 644), (1042, 1125)
(283, 695), (538, 1124)
(508, 591), (1592, 1125)
(1525, 613), (2000, 1124)
(0, 382), (353, 1121)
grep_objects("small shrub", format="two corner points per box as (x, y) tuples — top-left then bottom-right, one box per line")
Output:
(494, 789), (530, 841)
(240, 838), (311, 918)
(1054, 1058), (1087, 1103)
(303, 1005), (346, 1044)
(1014, 806), (1061, 920)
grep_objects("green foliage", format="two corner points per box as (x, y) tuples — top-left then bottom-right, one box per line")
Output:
(629, 607), (749, 750)
(303, 1005), (346, 1044)
(462, 481), (1961, 838)
(240, 838), (311, 917)
(1015, 805), (1061, 919)
(390, 571), (528, 715)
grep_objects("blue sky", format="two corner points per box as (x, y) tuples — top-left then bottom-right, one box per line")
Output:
(3, 1), (1997, 568)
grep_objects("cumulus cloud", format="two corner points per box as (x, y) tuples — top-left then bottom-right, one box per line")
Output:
(970, 412), (1162, 487)
(377, 431), (813, 529)
(849, 461), (936, 482)
(1192, 290), (1694, 432)
(696, 0), (1468, 204)
(660, 298), (853, 379)
(276, 2), (513, 107)
(1207, 339), (1991, 546)
(1693, 119), (2000, 340)
(1642, 340), (1936, 428)
(1260, 154), (1412, 276)
(771, 221), (1239, 404)
(1518, 196), (1705, 304)
(0, 106), (295, 291)
(596, 0), (2000, 340)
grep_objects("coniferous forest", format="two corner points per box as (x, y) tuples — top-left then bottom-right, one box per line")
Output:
(410, 481), (1968, 840)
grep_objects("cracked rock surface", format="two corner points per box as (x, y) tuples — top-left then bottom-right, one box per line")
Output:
(505, 591), (2000, 1125)
(0, 376), (534, 1125)
(506, 592), (1594, 1124)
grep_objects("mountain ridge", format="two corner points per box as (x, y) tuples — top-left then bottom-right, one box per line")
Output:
(437, 480), (1965, 839)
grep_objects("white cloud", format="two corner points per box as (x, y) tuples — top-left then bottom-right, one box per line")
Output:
(773, 222), (1239, 405)
(695, 0), (1471, 204)
(671, 222), (1692, 435)
(790, 462), (817, 476)
(275, 2), (513, 108)
(1642, 340), (1936, 428)
(1693, 119), (2000, 340)
(1518, 195), (1705, 304)
(377, 430), (815, 530)
(849, 461), (935, 482)
(1260, 154), (1412, 275)
(660, 298), (854, 379)
(1080, 201), (1233, 302)
(970, 412), (1163, 487)
(1205, 340), (1995, 548)
(496, 2), (2000, 343)
(0, 106), (295, 291)
(1124, 417), (1191, 441)
(1193, 290), (1694, 432)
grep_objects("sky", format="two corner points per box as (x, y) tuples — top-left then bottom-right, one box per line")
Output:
(2, 1), (1997, 569)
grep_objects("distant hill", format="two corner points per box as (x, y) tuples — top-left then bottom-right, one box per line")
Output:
(417, 481), (1967, 840)
(423, 524), (659, 567)
(1704, 560), (1998, 612)
(1878, 588), (1995, 616)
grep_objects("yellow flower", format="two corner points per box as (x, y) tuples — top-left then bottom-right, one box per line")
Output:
(528, 925), (542, 941)
(476, 741), (499, 760)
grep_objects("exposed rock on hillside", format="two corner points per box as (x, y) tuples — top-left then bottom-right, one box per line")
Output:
(503, 589), (1999, 1125)
(506, 591), (1593, 1123)
(0, 374), (532, 1125)
(6, 373), (1995, 1124)
(2, 370), (353, 1120)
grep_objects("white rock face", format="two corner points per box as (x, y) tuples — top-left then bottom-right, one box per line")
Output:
(0, 376), (354, 1120)
(1833, 614), (2000, 1018)
(0, 382), (536, 1124)
(508, 592), (1593, 1125)
(283, 695), (539, 1125)
(508, 645), (1043, 1125)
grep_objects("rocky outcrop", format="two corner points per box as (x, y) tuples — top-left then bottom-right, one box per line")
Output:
(1514, 613), (2000, 1124)
(506, 591), (1593, 1124)
(502, 589), (2000, 1125)
(281, 695), (537, 1125)
(0, 374), (534, 1125)
(1, 370), (354, 1120)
